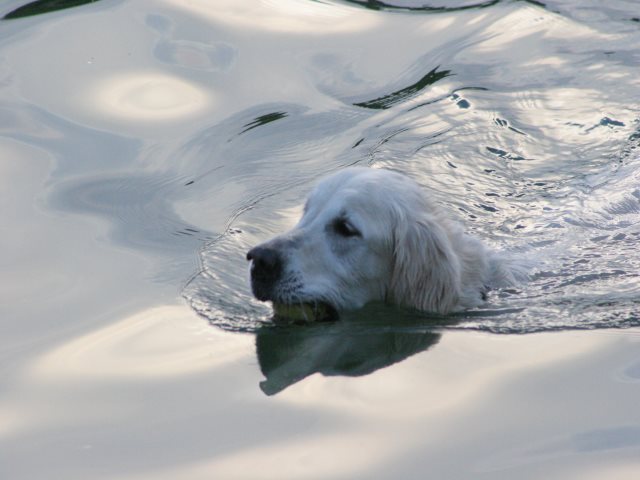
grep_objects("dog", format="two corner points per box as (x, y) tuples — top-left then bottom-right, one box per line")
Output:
(247, 167), (519, 318)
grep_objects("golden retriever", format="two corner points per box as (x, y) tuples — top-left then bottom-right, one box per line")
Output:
(247, 167), (519, 319)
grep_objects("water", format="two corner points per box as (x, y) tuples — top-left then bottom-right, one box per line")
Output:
(179, 0), (640, 334)
(2, 1), (640, 478)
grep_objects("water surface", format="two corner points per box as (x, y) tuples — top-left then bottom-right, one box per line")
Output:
(1, 0), (640, 478)
(180, 0), (640, 334)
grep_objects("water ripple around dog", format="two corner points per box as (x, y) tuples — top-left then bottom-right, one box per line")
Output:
(182, 0), (640, 335)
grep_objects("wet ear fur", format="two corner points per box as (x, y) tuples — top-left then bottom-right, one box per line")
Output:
(389, 214), (462, 314)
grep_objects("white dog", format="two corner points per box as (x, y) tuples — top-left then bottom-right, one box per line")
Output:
(247, 167), (518, 319)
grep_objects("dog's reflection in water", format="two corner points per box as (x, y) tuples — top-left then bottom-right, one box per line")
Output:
(255, 304), (444, 396)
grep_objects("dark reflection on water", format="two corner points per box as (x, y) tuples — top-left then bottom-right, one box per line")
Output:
(3, 0), (103, 19)
(354, 66), (452, 110)
(256, 304), (443, 395)
(336, 0), (503, 13)
(239, 112), (289, 135)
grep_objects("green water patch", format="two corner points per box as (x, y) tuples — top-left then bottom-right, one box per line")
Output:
(354, 66), (452, 110)
(4, 0), (101, 19)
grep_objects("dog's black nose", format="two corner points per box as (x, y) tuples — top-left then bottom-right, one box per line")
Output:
(247, 246), (282, 272)
(247, 246), (283, 301)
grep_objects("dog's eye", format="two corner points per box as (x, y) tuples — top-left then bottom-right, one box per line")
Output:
(332, 218), (361, 238)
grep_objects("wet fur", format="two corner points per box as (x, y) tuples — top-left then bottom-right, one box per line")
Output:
(248, 167), (521, 315)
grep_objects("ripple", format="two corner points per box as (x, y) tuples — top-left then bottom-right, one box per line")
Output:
(183, 233), (273, 333)
(180, 0), (640, 335)
(49, 173), (211, 259)
(154, 39), (237, 72)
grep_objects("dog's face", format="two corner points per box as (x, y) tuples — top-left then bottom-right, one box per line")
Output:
(247, 167), (463, 316)
(247, 168), (394, 313)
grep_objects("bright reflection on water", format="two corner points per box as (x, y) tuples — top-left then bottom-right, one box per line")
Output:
(90, 72), (212, 121)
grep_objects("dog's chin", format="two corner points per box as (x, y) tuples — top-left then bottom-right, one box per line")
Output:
(271, 301), (339, 323)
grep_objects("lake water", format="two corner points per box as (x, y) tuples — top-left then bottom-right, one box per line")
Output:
(1, 0), (640, 478)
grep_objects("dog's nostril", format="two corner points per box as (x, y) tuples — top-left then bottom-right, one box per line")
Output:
(247, 246), (282, 273)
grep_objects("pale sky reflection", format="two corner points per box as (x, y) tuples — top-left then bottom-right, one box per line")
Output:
(120, 431), (398, 480)
(1, 301), (636, 479)
(116, 330), (624, 480)
(90, 73), (211, 122)
(27, 305), (246, 381)
(0, 305), (250, 438)
(165, 0), (380, 34)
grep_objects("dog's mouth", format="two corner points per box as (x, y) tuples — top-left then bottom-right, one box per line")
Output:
(271, 301), (338, 323)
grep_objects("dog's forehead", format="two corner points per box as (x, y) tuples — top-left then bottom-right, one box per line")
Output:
(307, 169), (391, 205)
(305, 182), (380, 217)
(301, 171), (401, 228)
(303, 190), (357, 222)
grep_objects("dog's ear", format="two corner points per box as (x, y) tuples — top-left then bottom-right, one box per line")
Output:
(389, 215), (461, 314)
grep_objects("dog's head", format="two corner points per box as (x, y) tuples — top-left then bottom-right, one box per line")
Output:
(247, 167), (462, 317)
